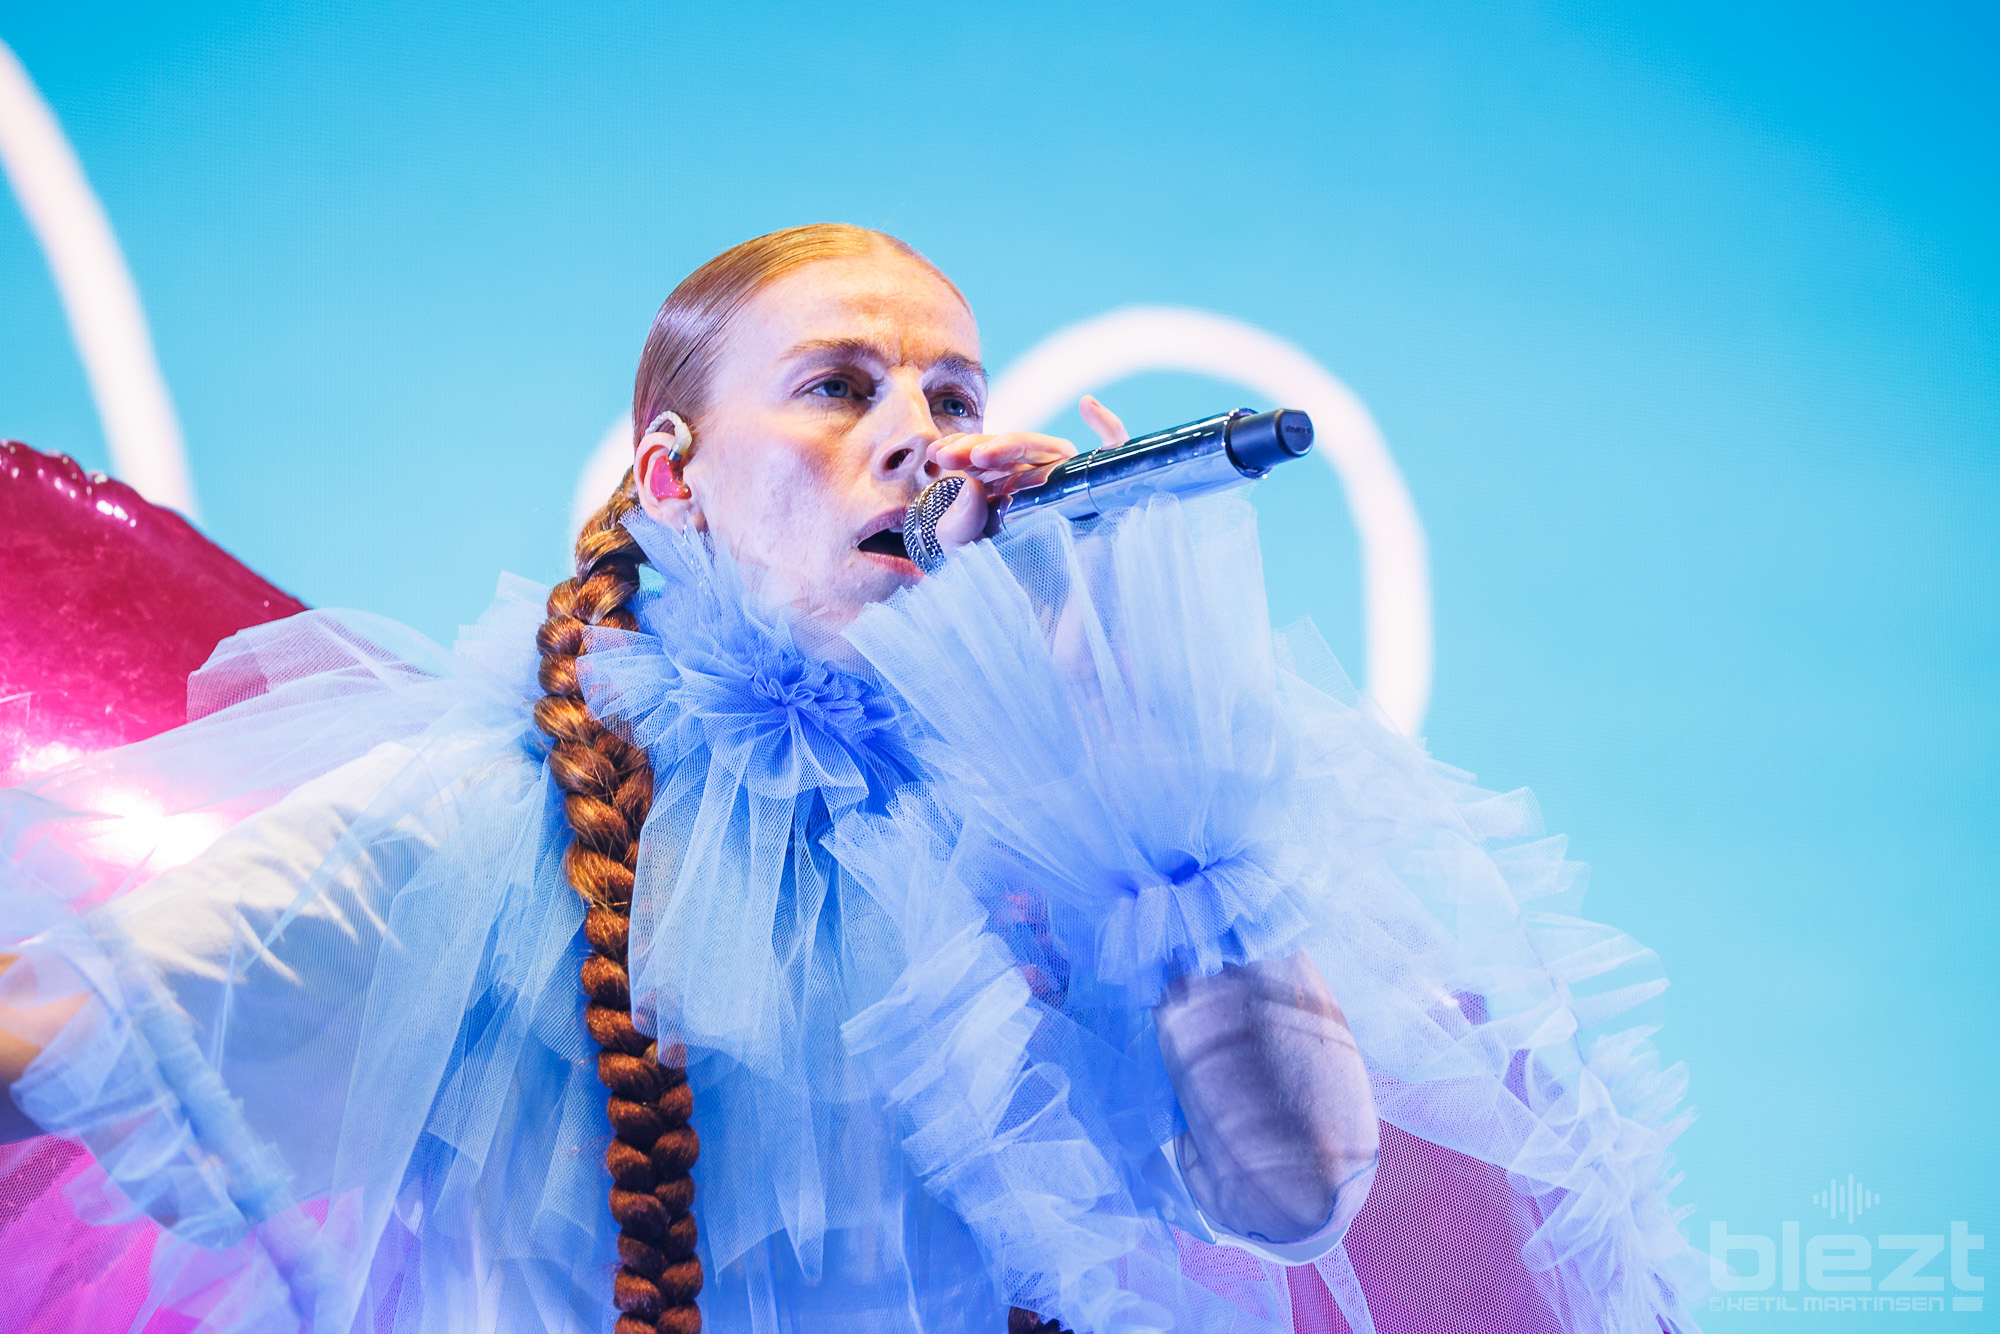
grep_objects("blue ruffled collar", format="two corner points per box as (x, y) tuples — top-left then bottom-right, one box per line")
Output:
(574, 512), (914, 805)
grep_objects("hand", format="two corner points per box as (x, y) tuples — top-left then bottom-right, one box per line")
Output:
(924, 395), (1129, 553)
(1157, 953), (1378, 1252)
(0, 954), (87, 1145)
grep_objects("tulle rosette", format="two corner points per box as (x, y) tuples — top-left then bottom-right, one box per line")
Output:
(579, 515), (909, 805)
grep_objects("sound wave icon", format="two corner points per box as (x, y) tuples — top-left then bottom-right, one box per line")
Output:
(1813, 1176), (1880, 1224)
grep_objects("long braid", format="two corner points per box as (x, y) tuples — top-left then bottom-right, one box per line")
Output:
(541, 223), (967, 1332)
(536, 471), (703, 1334)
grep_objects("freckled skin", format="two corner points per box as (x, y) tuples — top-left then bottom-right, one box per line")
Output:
(688, 255), (966, 621)
(634, 247), (1083, 632)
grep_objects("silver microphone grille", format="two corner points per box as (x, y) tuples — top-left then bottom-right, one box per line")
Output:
(901, 476), (964, 575)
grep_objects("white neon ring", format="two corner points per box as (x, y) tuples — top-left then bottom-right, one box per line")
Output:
(0, 39), (196, 516)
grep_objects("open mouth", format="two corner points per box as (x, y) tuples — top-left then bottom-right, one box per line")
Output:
(857, 527), (910, 561)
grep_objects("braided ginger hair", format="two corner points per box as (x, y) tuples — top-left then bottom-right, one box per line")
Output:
(534, 224), (956, 1334)
(536, 476), (699, 1333)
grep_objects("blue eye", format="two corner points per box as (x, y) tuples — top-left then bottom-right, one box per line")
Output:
(813, 378), (857, 400)
(935, 394), (973, 418)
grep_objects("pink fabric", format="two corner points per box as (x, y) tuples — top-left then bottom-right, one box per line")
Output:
(1331, 1125), (1569, 1332)
(1177, 1124), (1571, 1333)
(2, 443), (304, 1334)
(0, 1140), (182, 1333)
(0, 441), (305, 786)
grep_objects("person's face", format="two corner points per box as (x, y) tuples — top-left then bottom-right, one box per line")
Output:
(638, 248), (983, 629)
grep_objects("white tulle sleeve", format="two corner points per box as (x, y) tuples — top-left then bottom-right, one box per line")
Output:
(6, 739), (441, 1244)
(833, 493), (1705, 1334)
(0, 577), (641, 1333)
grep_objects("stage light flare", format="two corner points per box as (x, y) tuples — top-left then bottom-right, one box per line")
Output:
(74, 786), (229, 872)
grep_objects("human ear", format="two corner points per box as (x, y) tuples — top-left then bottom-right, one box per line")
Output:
(634, 427), (703, 531)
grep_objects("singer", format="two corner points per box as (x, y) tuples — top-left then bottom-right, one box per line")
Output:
(0, 225), (1702, 1333)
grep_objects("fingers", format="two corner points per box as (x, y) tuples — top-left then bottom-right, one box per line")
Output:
(932, 475), (990, 553)
(920, 412), (1120, 564)
(928, 431), (1077, 474)
(928, 404), (1124, 477)
(1079, 395), (1129, 448)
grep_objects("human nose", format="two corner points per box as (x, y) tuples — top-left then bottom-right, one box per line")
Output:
(868, 374), (945, 485)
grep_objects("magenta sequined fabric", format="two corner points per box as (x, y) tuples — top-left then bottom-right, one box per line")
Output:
(1, 443), (304, 1331)
(0, 442), (305, 784)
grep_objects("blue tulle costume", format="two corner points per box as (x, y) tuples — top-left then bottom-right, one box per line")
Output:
(0, 494), (1706, 1333)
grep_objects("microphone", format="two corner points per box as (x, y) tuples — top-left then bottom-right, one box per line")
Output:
(900, 407), (1314, 574)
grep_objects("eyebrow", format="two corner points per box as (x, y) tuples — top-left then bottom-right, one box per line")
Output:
(782, 337), (987, 387)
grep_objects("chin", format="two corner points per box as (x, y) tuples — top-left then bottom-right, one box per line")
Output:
(796, 560), (909, 632)
(852, 553), (921, 598)
(782, 550), (923, 640)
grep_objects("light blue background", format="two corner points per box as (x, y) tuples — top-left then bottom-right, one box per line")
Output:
(3, 3), (1994, 1327)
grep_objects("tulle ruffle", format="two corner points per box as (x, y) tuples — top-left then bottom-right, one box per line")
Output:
(580, 514), (911, 808)
(833, 494), (1704, 1334)
(1, 494), (1705, 1334)
(1, 577), (625, 1333)
(833, 792), (1292, 1334)
(569, 516), (933, 1282)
